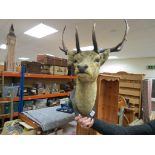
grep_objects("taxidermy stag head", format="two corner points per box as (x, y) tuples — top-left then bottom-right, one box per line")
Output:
(60, 20), (129, 116)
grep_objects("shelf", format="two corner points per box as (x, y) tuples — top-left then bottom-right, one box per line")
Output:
(0, 112), (19, 118)
(0, 92), (70, 102)
(0, 72), (77, 79)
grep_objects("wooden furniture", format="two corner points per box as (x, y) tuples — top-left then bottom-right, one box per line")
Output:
(76, 74), (120, 135)
(18, 113), (42, 134)
(103, 72), (145, 124)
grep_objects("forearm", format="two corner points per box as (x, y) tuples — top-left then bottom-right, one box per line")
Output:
(92, 118), (127, 135)
(92, 118), (155, 135)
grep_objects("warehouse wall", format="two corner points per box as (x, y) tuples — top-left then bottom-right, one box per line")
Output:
(100, 57), (155, 79)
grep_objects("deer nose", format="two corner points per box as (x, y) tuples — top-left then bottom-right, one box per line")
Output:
(77, 65), (88, 73)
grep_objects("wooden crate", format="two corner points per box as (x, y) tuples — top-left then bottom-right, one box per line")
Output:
(37, 54), (67, 67)
(21, 61), (42, 74)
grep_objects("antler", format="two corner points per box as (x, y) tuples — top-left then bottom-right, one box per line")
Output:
(75, 26), (81, 53)
(110, 20), (129, 52)
(59, 26), (68, 55)
(100, 20), (129, 53)
(60, 20), (129, 55)
(92, 23), (98, 53)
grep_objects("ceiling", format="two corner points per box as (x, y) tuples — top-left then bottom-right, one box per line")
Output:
(0, 19), (155, 63)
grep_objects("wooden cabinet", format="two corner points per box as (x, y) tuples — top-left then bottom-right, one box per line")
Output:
(76, 74), (120, 135)
(103, 72), (144, 124)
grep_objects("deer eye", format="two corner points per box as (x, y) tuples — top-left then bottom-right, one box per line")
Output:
(95, 58), (100, 63)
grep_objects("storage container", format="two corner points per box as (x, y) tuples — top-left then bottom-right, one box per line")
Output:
(21, 61), (42, 74)
(37, 54), (68, 67)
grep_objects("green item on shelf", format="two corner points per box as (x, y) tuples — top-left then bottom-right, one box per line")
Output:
(4, 102), (19, 114)
(24, 100), (34, 106)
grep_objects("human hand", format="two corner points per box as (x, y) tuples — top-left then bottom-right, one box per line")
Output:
(75, 115), (94, 129)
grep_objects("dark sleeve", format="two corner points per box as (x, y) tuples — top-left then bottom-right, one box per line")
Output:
(91, 118), (155, 135)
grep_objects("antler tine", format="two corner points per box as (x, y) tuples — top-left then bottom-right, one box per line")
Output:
(92, 23), (98, 53)
(59, 26), (68, 55)
(75, 26), (81, 53)
(110, 19), (130, 52)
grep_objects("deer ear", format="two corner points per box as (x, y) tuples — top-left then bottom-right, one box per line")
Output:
(99, 49), (110, 66)
(67, 51), (76, 66)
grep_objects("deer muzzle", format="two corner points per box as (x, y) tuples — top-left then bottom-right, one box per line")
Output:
(77, 65), (88, 73)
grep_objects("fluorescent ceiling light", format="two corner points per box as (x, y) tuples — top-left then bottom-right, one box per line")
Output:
(45, 53), (54, 57)
(108, 56), (118, 59)
(38, 53), (55, 57)
(24, 23), (58, 38)
(18, 57), (30, 61)
(0, 44), (7, 49)
(73, 46), (93, 51)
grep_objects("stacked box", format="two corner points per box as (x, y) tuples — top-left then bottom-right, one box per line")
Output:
(64, 67), (68, 75)
(50, 66), (68, 75)
(61, 59), (68, 67)
(37, 54), (56, 65)
(41, 64), (50, 74)
(37, 54), (68, 67)
(21, 61), (42, 74)
(54, 57), (62, 66)
(49, 66), (54, 75)
(52, 66), (64, 75)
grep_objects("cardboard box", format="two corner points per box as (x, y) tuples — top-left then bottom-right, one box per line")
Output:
(0, 65), (4, 71)
(49, 66), (54, 75)
(16, 66), (21, 72)
(21, 61), (42, 74)
(37, 54), (68, 67)
(41, 64), (50, 74)
(51, 66), (68, 75)
(54, 66), (64, 75)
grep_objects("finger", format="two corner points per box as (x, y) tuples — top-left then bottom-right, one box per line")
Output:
(82, 119), (92, 126)
(87, 119), (94, 128)
(81, 124), (89, 129)
(82, 118), (94, 128)
(75, 116), (80, 121)
(81, 117), (91, 125)
(78, 117), (87, 123)
(75, 114), (82, 121)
